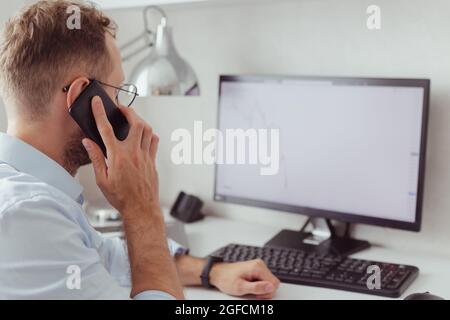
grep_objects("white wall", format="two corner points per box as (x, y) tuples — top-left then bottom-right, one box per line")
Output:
(2, 0), (447, 256)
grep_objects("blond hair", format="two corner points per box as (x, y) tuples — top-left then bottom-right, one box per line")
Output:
(0, 0), (116, 120)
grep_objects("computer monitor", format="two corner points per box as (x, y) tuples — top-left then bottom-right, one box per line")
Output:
(214, 75), (430, 255)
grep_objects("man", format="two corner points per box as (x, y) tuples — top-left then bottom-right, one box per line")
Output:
(0, 0), (280, 299)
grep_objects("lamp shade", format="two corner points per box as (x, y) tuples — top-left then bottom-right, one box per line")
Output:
(129, 18), (199, 96)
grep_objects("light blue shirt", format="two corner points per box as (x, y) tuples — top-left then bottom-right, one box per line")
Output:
(0, 133), (185, 300)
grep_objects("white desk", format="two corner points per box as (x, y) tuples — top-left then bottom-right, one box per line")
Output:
(182, 216), (450, 300)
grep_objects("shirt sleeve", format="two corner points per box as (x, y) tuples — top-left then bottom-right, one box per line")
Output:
(97, 235), (188, 288)
(168, 238), (190, 256)
(134, 290), (176, 300)
(0, 194), (176, 300)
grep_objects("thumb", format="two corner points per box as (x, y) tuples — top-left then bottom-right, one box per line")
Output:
(82, 138), (107, 183)
(237, 280), (274, 296)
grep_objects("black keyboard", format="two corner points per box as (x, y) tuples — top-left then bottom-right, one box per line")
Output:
(211, 244), (419, 298)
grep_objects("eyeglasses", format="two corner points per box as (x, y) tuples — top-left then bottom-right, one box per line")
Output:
(62, 79), (139, 107)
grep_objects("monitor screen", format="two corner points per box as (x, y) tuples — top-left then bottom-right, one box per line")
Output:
(214, 75), (429, 231)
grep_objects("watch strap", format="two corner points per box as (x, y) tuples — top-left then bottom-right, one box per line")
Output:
(200, 256), (224, 288)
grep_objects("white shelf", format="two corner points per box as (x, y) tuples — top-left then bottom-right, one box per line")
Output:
(92, 0), (209, 10)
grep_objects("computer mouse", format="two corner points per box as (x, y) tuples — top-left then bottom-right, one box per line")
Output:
(404, 292), (444, 300)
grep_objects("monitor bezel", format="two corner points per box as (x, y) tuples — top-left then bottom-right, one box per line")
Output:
(214, 74), (430, 232)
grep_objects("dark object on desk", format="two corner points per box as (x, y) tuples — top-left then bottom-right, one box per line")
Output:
(170, 191), (204, 223)
(107, 211), (121, 222)
(404, 292), (444, 300)
(211, 243), (419, 298)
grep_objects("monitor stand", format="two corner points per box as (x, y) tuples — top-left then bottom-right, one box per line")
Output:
(264, 217), (370, 256)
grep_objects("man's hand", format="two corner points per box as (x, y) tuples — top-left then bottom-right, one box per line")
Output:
(82, 96), (160, 217)
(82, 96), (184, 299)
(176, 256), (279, 299)
(210, 259), (280, 299)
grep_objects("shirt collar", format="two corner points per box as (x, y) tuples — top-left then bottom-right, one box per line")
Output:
(0, 132), (84, 202)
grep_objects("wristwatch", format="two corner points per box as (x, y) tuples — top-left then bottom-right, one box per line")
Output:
(200, 255), (224, 288)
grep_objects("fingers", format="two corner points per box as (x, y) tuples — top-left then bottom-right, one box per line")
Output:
(247, 260), (280, 288)
(236, 280), (275, 296)
(231, 259), (280, 298)
(118, 106), (145, 146)
(238, 259), (280, 298)
(149, 134), (159, 161)
(82, 138), (107, 186)
(93, 100), (157, 160)
(119, 106), (157, 157)
(141, 126), (153, 152)
(91, 96), (116, 149)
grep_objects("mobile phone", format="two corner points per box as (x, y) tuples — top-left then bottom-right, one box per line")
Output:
(68, 80), (129, 157)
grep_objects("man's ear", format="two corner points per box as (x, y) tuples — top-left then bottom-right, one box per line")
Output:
(66, 77), (90, 110)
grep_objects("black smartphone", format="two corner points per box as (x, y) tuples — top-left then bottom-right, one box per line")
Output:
(68, 80), (129, 157)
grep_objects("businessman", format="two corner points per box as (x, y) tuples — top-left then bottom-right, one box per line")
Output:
(0, 0), (279, 299)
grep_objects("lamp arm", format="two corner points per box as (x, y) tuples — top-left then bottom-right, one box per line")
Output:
(120, 6), (167, 62)
(122, 44), (153, 62)
(120, 31), (151, 50)
(120, 30), (154, 62)
(143, 6), (168, 31)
